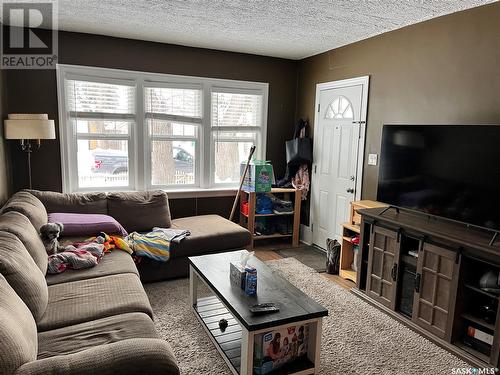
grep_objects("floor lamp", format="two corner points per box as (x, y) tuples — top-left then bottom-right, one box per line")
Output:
(4, 114), (56, 189)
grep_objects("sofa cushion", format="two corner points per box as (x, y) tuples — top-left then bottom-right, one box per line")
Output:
(48, 212), (128, 237)
(37, 312), (157, 359)
(2, 191), (47, 232)
(169, 214), (251, 258)
(27, 189), (108, 214)
(0, 231), (49, 321)
(38, 273), (153, 331)
(46, 250), (138, 285)
(16, 338), (179, 375)
(0, 274), (38, 375)
(107, 190), (171, 232)
(0, 211), (48, 274)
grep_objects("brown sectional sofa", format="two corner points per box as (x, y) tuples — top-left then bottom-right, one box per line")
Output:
(28, 189), (251, 282)
(0, 189), (251, 375)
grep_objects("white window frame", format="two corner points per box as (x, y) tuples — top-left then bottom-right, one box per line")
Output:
(143, 82), (203, 190)
(57, 64), (268, 193)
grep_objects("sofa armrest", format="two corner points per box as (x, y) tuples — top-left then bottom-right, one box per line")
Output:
(15, 338), (179, 375)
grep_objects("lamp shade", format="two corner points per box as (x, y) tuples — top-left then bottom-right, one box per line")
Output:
(4, 113), (56, 140)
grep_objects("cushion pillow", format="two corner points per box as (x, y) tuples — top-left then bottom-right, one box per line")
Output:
(27, 190), (108, 214)
(1, 191), (47, 232)
(107, 191), (171, 232)
(0, 231), (48, 322)
(48, 213), (128, 237)
(0, 274), (38, 375)
(0, 211), (48, 275)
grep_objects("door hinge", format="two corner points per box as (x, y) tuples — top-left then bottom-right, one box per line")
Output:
(415, 273), (421, 293)
(456, 246), (463, 264)
(419, 235), (427, 251)
(317, 103), (320, 113)
(311, 223), (314, 232)
(396, 228), (403, 243)
(391, 263), (398, 281)
(314, 165), (317, 174)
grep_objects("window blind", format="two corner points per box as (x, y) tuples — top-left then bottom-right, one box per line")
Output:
(145, 87), (202, 118)
(211, 91), (262, 127)
(66, 80), (135, 114)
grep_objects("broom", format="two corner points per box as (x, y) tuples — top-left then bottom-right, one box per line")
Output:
(229, 145), (256, 221)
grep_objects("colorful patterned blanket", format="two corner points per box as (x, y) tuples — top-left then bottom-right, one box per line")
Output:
(126, 227), (190, 262)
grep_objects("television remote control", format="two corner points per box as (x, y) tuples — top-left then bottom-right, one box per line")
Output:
(249, 303), (280, 314)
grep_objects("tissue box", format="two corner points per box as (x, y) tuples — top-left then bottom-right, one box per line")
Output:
(230, 261), (247, 289)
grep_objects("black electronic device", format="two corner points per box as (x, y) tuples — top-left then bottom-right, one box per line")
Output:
(378, 125), (500, 231)
(249, 303), (280, 314)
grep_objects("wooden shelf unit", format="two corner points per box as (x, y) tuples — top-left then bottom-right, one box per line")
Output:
(239, 188), (301, 249)
(339, 224), (359, 282)
(339, 200), (387, 282)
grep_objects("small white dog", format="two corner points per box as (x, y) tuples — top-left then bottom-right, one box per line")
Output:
(39, 222), (65, 255)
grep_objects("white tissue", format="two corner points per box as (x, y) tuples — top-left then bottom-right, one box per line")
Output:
(241, 251), (254, 268)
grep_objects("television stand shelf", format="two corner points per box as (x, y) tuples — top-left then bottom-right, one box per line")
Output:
(338, 200), (387, 282)
(355, 207), (500, 369)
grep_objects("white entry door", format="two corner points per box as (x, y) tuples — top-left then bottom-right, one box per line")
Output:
(311, 77), (368, 249)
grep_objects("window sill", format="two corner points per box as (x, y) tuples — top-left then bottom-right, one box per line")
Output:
(163, 187), (238, 199)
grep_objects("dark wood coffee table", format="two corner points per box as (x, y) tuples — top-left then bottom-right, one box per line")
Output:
(189, 250), (328, 375)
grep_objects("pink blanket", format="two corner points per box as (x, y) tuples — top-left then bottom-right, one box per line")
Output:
(47, 238), (105, 274)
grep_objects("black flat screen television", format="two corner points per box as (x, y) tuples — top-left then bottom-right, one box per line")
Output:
(377, 125), (500, 232)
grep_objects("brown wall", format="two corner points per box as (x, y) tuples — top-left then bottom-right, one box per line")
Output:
(4, 30), (298, 194)
(170, 196), (234, 219)
(5, 3), (500, 219)
(0, 69), (10, 204)
(297, 2), (500, 200)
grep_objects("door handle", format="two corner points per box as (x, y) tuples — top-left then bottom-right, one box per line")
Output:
(346, 188), (355, 194)
(352, 121), (366, 124)
(415, 273), (421, 293)
(391, 263), (398, 281)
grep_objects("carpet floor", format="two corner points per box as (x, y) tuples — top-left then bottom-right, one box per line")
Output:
(144, 258), (468, 374)
(274, 245), (327, 272)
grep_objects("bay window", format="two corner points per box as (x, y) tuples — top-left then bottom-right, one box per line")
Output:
(57, 65), (268, 192)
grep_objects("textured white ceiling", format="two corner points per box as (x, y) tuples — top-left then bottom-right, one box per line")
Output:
(47, 0), (500, 59)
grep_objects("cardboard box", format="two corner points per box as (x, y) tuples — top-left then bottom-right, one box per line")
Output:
(241, 161), (273, 193)
(253, 323), (310, 374)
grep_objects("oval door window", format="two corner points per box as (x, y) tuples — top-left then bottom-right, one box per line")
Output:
(325, 96), (354, 119)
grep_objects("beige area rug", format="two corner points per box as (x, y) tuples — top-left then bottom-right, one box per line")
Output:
(144, 258), (468, 374)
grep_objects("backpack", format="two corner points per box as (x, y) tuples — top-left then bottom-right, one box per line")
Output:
(326, 238), (341, 275)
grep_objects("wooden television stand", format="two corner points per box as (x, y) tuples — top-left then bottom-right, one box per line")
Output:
(355, 206), (500, 369)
